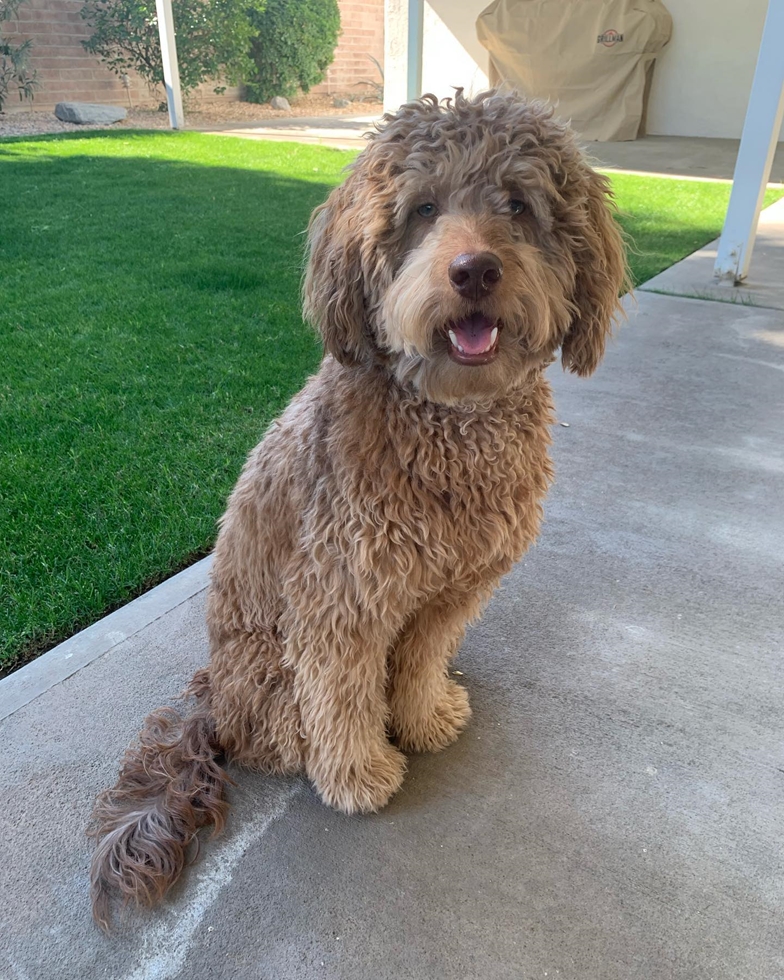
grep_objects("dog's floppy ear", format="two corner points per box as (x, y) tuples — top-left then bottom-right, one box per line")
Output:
(561, 168), (628, 377)
(303, 176), (368, 366)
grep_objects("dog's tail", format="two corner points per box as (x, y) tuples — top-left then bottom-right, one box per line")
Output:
(88, 669), (231, 932)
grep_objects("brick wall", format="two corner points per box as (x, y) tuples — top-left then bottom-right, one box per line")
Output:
(1, 0), (150, 111)
(313, 0), (384, 97)
(0, 0), (383, 113)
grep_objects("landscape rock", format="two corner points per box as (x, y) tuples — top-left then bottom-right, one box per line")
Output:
(332, 97), (350, 108)
(54, 102), (127, 125)
(269, 96), (291, 111)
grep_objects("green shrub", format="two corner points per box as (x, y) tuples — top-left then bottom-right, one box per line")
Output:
(245, 0), (340, 104)
(0, 0), (38, 111)
(81, 0), (266, 98)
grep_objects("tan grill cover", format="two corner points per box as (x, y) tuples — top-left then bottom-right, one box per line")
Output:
(476, 0), (672, 141)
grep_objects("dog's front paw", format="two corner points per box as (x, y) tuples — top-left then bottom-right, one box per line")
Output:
(311, 742), (406, 815)
(393, 679), (471, 754)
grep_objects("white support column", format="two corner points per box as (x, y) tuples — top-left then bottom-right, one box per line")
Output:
(406, 0), (424, 102)
(155, 0), (185, 130)
(714, 0), (784, 284)
(384, 0), (424, 113)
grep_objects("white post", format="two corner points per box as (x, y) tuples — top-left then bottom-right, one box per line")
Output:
(383, 0), (424, 112)
(155, 0), (185, 130)
(406, 0), (424, 102)
(714, 0), (784, 284)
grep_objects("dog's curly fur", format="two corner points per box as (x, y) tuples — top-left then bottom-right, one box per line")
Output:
(89, 90), (628, 930)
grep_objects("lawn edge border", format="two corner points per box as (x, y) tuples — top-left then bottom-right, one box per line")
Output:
(0, 555), (213, 722)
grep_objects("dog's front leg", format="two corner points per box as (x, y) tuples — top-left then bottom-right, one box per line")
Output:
(388, 591), (488, 753)
(288, 609), (406, 815)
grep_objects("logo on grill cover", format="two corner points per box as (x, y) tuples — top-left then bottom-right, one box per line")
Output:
(597, 29), (624, 46)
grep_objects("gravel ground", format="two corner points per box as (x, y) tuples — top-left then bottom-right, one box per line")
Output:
(0, 93), (383, 138)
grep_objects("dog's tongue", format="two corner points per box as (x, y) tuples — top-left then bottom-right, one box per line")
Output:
(450, 313), (497, 354)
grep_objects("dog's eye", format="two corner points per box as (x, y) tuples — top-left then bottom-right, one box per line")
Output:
(417, 203), (438, 218)
(509, 199), (526, 216)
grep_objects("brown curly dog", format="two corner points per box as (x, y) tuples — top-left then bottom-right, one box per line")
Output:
(89, 90), (628, 929)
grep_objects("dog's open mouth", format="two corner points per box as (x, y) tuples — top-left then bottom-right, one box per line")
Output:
(445, 313), (501, 366)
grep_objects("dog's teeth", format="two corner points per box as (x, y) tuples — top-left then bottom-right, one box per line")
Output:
(448, 329), (466, 353)
(490, 326), (498, 346)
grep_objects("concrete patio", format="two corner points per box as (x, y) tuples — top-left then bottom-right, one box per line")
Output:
(2, 207), (784, 978)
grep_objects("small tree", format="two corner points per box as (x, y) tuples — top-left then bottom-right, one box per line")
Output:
(0, 0), (38, 112)
(81, 0), (265, 98)
(245, 0), (340, 104)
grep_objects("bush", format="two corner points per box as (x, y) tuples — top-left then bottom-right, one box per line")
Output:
(0, 0), (38, 112)
(245, 0), (340, 104)
(81, 0), (265, 98)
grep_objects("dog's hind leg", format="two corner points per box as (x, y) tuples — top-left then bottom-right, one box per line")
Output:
(87, 669), (231, 932)
(388, 591), (489, 753)
(208, 629), (305, 775)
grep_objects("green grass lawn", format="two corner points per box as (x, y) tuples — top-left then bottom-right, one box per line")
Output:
(1, 131), (782, 673)
(607, 172), (783, 284)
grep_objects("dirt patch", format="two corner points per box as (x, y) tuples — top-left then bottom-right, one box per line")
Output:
(0, 93), (383, 138)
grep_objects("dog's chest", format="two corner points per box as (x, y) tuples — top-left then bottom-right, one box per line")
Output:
(349, 401), (553, 598)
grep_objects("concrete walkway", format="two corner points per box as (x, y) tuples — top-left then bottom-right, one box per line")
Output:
(591, 134), (784, 183)
(199, 114), (379, 151)
(200, 113), (784, 183)
(3, 254), (784, 977)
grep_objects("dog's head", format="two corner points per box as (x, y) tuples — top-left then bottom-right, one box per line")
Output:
(304, 91), (628, 405)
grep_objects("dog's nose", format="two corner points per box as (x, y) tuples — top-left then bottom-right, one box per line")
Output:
(448, 252), (503, 300)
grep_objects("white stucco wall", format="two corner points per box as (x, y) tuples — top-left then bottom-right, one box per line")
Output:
(645, 0), (784, 139)
(421, 0), (490, 98)
(386, 0), (784, 141)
